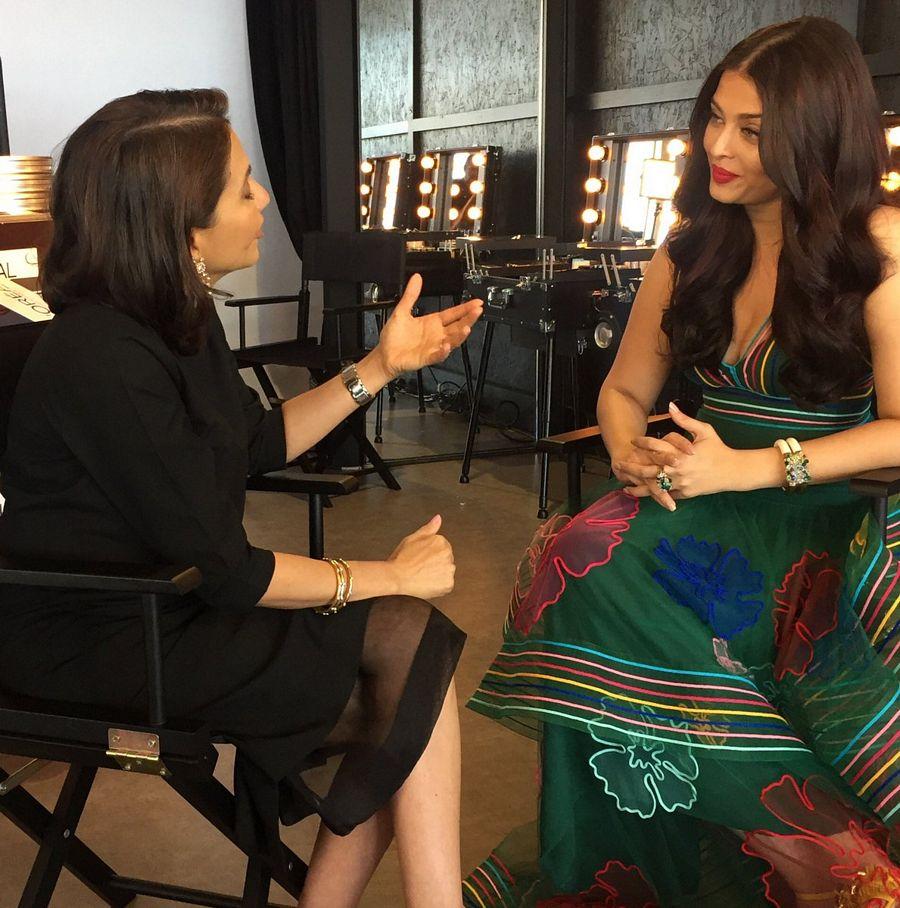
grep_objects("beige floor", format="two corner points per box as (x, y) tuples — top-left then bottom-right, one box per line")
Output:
(0, 393), (609, 907)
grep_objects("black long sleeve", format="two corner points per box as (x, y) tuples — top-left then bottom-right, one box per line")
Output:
(0, 303), (286, 611)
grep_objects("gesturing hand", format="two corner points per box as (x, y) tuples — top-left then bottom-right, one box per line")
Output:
(375, 273), (483, 379)
(617, 402), (744, 506)
(388, 514), (456, 600)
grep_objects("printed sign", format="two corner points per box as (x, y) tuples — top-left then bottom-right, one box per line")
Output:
(0, 247), (40, 281)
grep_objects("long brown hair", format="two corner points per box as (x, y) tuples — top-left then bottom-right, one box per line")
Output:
(663, 17), (895, 404)
(43, 88), (231, 354)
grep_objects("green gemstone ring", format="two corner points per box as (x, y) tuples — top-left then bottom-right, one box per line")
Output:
(656, 469), (673, 492)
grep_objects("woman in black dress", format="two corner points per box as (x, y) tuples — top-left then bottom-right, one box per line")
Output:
(0, 89), (482, 908)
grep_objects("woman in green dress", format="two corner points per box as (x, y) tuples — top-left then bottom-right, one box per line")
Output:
(465, 16), (900, 907)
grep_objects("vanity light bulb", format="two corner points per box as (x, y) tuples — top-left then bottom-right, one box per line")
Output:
(417, 204), (432, 218)
(360, 184), (371, 195)
(469, 179), (484, 194)
(360, 205), (368, 216)
(581, 208), (600, 224)
(449, 207), (460, 219)
(419, 181), (433, 194)
(584, 177), (605, 193)
(667, 138), (687, 157)
(360, 160), (374, 174)
(471, 151), (487, 167)
(588, 144), (608, 161)
(420, 155), (436, 170)
(468, 206), (482, 220)
(450, 183), (461, 197)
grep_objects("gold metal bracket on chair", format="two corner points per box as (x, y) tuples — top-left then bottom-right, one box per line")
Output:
(0, 758), (49, 795)
(106, 728), (168, 777)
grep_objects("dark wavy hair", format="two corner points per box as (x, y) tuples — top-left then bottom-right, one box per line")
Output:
(43, 89), (231, 354)
(663, 16), (896, 404)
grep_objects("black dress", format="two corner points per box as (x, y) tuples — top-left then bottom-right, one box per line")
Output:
(0, 301), (465, 859)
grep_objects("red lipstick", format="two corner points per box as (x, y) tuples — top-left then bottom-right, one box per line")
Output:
(711, 165), (739, 184)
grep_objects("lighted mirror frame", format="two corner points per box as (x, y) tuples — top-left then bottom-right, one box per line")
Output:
(412, 145), (501, 234)
(359, 153), (415, 230)
(581, 130), (689, 246)
(884, 113), (899, 195)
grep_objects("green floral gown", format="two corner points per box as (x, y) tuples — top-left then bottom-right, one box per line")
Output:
(464, 319), (900, 907)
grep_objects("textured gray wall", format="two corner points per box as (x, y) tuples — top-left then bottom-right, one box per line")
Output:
(587, 0), (857, 90)
(359, 0), (412, 128)
(418, 0), (539, 117)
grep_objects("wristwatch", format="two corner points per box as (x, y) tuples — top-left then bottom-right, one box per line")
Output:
(340, 362), (374, 406)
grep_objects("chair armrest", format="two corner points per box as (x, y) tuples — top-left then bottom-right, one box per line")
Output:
(247, 468), (359, 496)
(323, 299), (401, 316)
(849, 468), (900, 499)
(0, 557), (201, 596)
(536, 413), (678, 455)
(225, 295), (301, 309)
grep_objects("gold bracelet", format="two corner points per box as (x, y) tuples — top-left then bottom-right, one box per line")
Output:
(315, 557), (353, 615)
(774, 437), (811, 492)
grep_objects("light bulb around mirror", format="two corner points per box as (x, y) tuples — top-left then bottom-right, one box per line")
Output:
(360, 184), (371, 195)
(667, 138), (687, 157)
(420, 155), (436, 170)
(416, 204), (432, 218)
(449, 207), (459, 219)
(360, 160), (374, 174)
(471, 151), (487, 167)
(450, 183), (461, 197)
(581, 208), (600, 224)
(588, 144), (608, 161)
(584, 177), (605, 194)
(887, 126), (900, 148)
(469, 179), (484, 194)
(468, 206), (482, 220)
(419, 181), (433, 195)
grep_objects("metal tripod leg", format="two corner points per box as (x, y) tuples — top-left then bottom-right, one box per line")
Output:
(537, 333), (556, 519)
(459, 321), (495, 484)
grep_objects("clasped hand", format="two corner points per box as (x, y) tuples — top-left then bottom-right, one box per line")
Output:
(374, 273), (483, 379)
(612, 402), (743, 510)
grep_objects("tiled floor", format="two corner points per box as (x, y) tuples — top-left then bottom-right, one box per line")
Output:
(0, 393), (609, 906)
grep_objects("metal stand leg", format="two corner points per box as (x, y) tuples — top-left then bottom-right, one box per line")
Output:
(416, 370), (426, 413)
(570, 355), (582, 429)
(537, 334), (556, 519)
(460, 321), (495, 484)
(374, 312), (385, 442)
(460, 341), (475, 414)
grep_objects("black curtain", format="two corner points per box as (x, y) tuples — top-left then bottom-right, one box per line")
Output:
(0, 58), (10, 155)
(246, 0), (322, 255)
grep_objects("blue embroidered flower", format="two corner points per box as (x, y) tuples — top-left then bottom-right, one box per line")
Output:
(588, 721), (699, 819)
(653, 535), (764, 639)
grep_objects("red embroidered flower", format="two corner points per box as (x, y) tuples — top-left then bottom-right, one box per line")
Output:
(537, 860), (658, 907)
(772, 551), (842, 681)
(743, 774), (899, 907)
(510, 491), (639, 634)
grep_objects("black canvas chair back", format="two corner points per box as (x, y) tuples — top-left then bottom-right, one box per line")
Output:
(301, 229), (406, 290)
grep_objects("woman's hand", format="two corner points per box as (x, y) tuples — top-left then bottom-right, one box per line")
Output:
(618, 403), (745, 505)
(387, 514), (456, 600)
(374, 273), (483, 379)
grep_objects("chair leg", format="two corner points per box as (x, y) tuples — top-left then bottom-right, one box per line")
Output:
(252, 365), (281, 406)
(460, 321), (495, 484)
(0, 768), (131, 907)
(164, 763), (307, 899)
(241, 855), (271, 908)
(374, 386), (385, 443)
(17, 764), (102, 908)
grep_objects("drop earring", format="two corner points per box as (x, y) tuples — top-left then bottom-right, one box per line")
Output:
(194, 256), (211, 287)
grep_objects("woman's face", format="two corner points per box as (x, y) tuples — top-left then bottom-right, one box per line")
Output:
(191, 130), (270, 281)
(703, 69), (780, 208)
